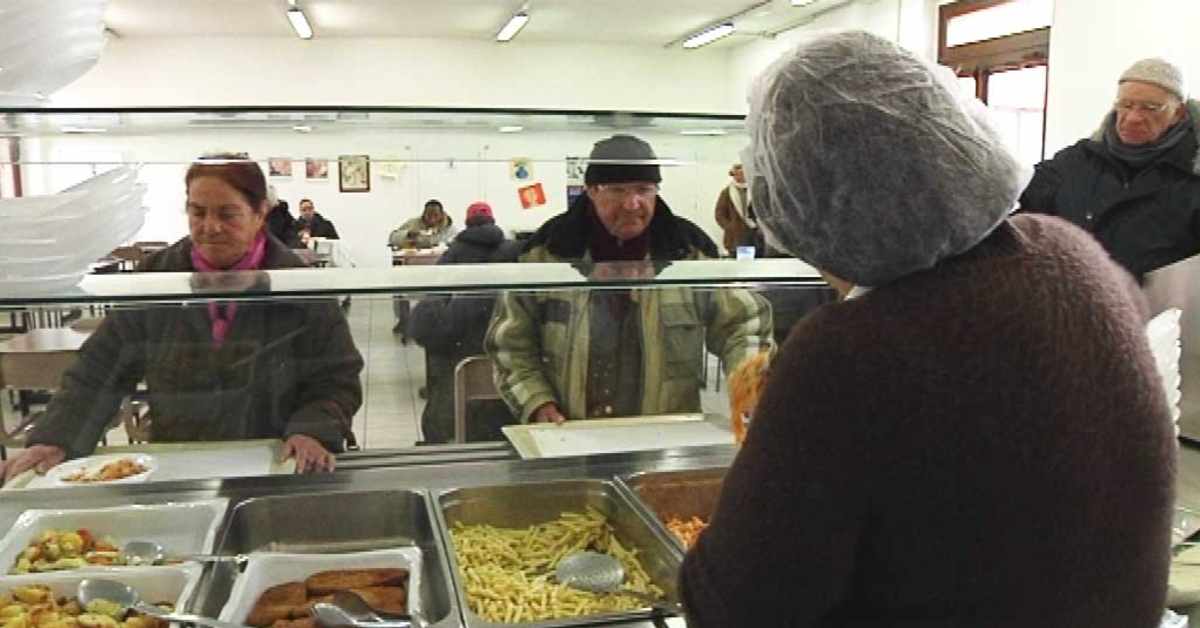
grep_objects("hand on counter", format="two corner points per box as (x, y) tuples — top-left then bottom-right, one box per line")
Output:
(532, 402), (566, 425)
(0, 444), (66, 485)
(280, 434), (335, 474)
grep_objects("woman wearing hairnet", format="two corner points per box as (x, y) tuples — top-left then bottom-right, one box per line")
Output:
(680, 31), (1175, 627)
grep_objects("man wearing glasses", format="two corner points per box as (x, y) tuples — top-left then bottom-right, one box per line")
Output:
(486, 134), (773, 425)
(1020, 57), (1200, 280)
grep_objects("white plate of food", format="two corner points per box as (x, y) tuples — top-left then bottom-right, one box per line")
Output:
(218, 549), (423, 627)
(38, 454), (158, 487)
(0, 499), (229, 576)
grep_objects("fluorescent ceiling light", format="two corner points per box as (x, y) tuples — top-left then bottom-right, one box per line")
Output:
(287, 8), (313, 39)
(792, 0), (819, 5)
(61, 126), (107, 134)
(683, 23), (734, 49)
(496, 12), (530, 42)
(499, 126), (524, 133)
(680, 129), (727, 136)
(292, 125), (313, 133)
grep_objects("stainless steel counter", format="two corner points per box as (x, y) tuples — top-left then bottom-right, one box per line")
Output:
(0, 442), (737, 628)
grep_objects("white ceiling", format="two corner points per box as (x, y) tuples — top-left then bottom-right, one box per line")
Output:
(102, 0), (851, 50)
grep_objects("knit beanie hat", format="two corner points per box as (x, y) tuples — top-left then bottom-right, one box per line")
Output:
(1120, 58), (1187, 100)
(584, 134), (663, 186)
(465, 201), (494, 225)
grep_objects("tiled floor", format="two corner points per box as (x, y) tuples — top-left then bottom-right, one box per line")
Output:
(1, 296), (732, 453)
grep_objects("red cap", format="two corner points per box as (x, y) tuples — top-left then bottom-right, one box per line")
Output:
(466, 201), (493, 222)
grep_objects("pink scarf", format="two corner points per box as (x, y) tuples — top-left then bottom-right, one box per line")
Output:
(190, 232), (268, 345)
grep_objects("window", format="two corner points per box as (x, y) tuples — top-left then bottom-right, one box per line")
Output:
(939, 0), (1051, 165)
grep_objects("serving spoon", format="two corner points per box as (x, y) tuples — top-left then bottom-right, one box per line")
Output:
(554, 550), (680, 613)
(120, 540), (247, 566)
(310, 591), (420, 628)
(77, 577), (245, 628)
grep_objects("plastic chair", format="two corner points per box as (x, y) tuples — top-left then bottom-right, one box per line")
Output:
(453, 356), (502, 444)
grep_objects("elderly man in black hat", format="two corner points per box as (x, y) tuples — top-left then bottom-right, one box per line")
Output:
(484, 134), (774, 425)
(1020, 57), (1200, 280)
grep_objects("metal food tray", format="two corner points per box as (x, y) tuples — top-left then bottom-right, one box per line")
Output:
(434, 479), (681, 628)
(191, 488), (461, 628)
(618, 467), (727, 555)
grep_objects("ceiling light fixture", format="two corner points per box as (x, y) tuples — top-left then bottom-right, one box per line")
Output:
(683, 23), (735, 49)
(499, 126), (524, 133)
(496, 10), (530, 42)
(286, 7), (313, 39)
(680, 129), (728, 136)
(61, 126), (107, 134)
(791, 0), (819, 6)
(292, 125), (313, 133)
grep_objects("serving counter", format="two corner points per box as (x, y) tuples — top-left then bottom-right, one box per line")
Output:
(0, 442), (737, 628)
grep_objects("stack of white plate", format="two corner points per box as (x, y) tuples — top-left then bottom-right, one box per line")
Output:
(1146, 308), (1183, 433)
(0, 0), (109, 105)
(0, 165), (147, 294)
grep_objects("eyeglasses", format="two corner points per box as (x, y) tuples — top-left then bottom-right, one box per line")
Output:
(1114, 99), (1174, 114)
(595, 183), (659, 201)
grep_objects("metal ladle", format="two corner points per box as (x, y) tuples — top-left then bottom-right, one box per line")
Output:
(120, 541), (247, 566)
(554, 551), (680, 613)
(77, 578), (245, 628)
(310, 591), (419, 628)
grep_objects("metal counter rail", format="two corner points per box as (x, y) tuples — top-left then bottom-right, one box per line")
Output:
(0, 443), (737, 628)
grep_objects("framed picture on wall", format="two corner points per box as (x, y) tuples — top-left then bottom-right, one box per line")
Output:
(305, 158), (329, 180)
(338, 154), (370, 193)
(267, 158), (293, 178)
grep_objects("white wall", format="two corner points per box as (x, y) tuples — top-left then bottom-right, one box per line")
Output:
(52, 35), (737, 114)
(1045, 0), (1200, 156)
(727, 0), (940, 113)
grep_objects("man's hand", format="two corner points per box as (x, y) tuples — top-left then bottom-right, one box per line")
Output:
(1, 445), (66, 485)
(280, 434), (336, 474)
(532, 402), (566, 425)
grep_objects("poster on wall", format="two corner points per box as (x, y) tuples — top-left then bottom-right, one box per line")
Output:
(509, 158), (534, 182)
(267, 158), (293, 178)
(305, 158), (329, 180)
(338, 155), (370, 193)
(377, 157), (406, 180)
(565, 156), (586, 183)
(518, 183), (546, 209)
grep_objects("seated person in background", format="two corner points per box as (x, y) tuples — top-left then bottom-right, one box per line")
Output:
(409, 201), (521, 443)
(1019, 57), (1200, 281)
(485, 134), (774, 424)
(680, 32), (1175, 628)
(0, 153), (364, 483)
(295, 198), (340, 241)
(388, 199), (459, 338)
(389, 199), (458, 249)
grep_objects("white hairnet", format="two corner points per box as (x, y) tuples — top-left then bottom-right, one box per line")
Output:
(743, 30), (1029, 286)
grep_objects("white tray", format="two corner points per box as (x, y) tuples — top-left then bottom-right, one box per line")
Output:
(36, 453), (158, 488)
(502, 414), (733, 459)
(0, 563), (202, 609)
(218, 548), (424, 624)
(0, 498), (229, 577)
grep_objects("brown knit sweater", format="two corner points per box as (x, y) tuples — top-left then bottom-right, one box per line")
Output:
(680, 214), (1176, 627)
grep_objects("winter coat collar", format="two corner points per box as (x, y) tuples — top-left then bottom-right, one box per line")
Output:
(1089, 99), (1200, 176)
(522, 193), (719, 260)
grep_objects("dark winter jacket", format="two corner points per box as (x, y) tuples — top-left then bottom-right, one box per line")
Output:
(29, 234), (364, 456)
(265, 202), (302, 248)
(296, 212), (340, 239)
(1020, 100), (1200, 278)
(681, 214), (1175, 628)
(409, 223), (520, 442)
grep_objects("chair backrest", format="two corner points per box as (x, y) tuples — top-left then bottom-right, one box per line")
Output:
(453, 355), (501, 443)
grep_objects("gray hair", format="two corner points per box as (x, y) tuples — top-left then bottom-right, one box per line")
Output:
(743, 30), (1029, 286)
